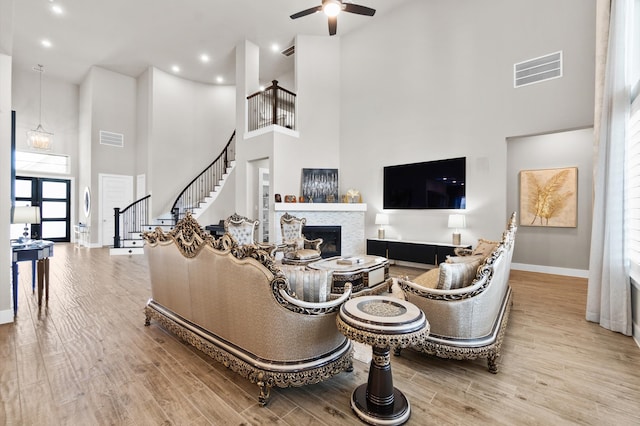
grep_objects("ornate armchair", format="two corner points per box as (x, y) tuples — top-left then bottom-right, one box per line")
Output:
(280, 213), (323, 265)
(224, 213), (277, 256)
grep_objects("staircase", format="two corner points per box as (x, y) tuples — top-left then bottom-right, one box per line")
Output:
(110, 130), (236, 255)
(171, 130), (236, 223)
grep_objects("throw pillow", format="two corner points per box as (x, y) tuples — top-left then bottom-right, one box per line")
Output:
(446, 254), (484, 264)
(437, 259), (481, 290)
(472, 239), (499, 259)
(282, 268), (331, 302)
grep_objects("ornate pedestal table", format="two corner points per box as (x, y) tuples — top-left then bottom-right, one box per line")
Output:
(336, 295), (429, 425)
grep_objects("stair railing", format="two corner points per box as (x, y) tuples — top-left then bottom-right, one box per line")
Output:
(171, 130), (236, 223)
(247, 80), (296, 131)
(113, 194), (150, 248)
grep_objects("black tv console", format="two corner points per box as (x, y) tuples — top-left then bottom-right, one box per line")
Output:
(366, 239), (471, 266)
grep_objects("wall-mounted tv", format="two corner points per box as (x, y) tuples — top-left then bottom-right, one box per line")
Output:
(383, 157), (466, 209)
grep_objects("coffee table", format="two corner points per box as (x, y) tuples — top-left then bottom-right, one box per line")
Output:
(336, 296), (429, 425)
(307, 255), (391, 297)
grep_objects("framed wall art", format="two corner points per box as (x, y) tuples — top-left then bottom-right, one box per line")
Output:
(520, 166), (577, 227)
(301, 168), (339, 203)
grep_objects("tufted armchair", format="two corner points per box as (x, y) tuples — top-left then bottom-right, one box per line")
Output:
(224, 213), (277, 256)
(279, 213), (323, 265)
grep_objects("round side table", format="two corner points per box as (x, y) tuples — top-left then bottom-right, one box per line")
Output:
(336, 295), (429, 426)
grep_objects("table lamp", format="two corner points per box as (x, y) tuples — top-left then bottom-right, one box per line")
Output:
(12, 205), (41, 243)
(448, 214), (466, 245)
(375, 213), (389, 239)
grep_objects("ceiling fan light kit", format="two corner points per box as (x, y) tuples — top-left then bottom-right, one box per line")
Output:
(323, 0), (342, 17)
(290, 0), (376, 36)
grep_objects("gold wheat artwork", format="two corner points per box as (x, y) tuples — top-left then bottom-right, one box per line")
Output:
(520, 167), (577, 227)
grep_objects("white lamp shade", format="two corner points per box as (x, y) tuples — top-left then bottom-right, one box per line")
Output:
(12, 206), (41, 224)
(375, 213), (389, 226)
(448, 214), (466, 229)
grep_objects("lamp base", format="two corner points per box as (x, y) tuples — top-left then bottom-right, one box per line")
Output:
(378, 228), (385, 239)
(452, 233), (461, 246)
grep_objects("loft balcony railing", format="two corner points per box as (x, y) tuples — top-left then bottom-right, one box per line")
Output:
(171, 130), (236, 223)
(113, 194), (150, 249)
(247, 80), (296, 131)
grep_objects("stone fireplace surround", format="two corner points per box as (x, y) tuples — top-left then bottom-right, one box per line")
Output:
(274, 203), (366, 257)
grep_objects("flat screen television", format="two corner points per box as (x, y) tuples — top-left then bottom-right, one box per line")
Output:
(383, 157), (466, 209)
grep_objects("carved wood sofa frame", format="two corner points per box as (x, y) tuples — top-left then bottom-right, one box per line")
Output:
(142, 213), (353, 405)
(396, 212), (517, 373)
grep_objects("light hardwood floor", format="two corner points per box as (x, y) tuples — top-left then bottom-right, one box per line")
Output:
(1, 244), (639, 425)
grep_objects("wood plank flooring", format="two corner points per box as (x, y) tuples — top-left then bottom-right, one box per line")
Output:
(1, 244), (639, 425)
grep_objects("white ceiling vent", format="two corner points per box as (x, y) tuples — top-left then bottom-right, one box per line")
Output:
(514, 51), (562, 88)
(99, 130), (124, 147)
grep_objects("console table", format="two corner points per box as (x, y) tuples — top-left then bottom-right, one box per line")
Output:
(11, 240), (55, 315)
(367, 238), (471, 266)
(336, 296), (429, 425)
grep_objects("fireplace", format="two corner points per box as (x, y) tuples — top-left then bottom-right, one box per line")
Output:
(303, 226), (341, 258)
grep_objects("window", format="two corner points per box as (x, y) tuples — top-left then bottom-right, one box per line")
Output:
(15, 151), (70, 174)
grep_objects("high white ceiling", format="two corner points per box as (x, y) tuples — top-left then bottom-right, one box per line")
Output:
(11, 0), (411, 86)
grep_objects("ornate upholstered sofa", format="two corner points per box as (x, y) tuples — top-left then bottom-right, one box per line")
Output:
(394, 212), (517, 373)
(142, 213), (353, 405)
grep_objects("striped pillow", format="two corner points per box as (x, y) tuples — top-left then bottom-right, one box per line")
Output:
(282, 267), (332, 302)
(437, 259), (481, 290)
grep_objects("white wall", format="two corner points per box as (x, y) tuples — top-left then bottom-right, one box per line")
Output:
(149, 67), (235, 218)
(339, 0), (596, 258)
(0, 53), (12, 323)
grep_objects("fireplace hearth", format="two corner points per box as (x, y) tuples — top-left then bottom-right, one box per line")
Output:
(302, 226), (341, 258)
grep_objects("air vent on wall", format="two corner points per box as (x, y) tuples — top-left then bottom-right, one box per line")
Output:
(514, 51), (562, 88)
(99, 130), (124, 147)
(281, 45), (295, 57)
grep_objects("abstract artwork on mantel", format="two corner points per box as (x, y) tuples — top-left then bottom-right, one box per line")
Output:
(301, 168), (339, 203)
(519, 166), (577, 227)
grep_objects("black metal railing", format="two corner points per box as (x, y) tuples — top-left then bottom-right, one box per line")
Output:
(247, 80), (296, 131)
(171, 130), (236, 223)
(113, 194), (150, 249)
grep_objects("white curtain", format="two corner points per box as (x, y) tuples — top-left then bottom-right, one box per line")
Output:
(587, 0), (632, 335)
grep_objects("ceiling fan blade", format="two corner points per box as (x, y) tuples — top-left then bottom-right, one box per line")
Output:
(290, 6), (322, 19)
(328, 16), (337, 36)
(343, 3), (376, 16)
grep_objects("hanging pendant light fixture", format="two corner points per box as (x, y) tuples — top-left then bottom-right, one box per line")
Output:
(27, 64), (53, 151)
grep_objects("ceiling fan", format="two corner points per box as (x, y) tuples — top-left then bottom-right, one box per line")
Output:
(290, 0), (376, 36)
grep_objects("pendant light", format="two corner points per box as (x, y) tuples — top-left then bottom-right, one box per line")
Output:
(27, 64), (53, 150)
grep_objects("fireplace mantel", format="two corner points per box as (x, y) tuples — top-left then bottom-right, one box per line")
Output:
(274, 202), (367, 212)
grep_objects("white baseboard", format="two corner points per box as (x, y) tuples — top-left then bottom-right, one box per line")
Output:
(0, 308), (14, 325)
(511, 263), (588, 278)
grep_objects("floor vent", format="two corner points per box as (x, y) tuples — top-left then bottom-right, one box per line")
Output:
(281, 45), (295, 57)
(100, 130), (124, 147)
(514, 51), (562, 88)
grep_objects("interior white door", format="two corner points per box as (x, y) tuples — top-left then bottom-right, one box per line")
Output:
(99, 174), (133, 246)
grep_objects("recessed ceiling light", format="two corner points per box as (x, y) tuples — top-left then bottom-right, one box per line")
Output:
(41, 39), (52, 48)
(200, 54), (210, 63)
(216, 76), (224, 84)
(259, 85), (265, 91)
(171, 65), (180, 73)
(271, 43), (279, 52)
(51, 4), (63, 15)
